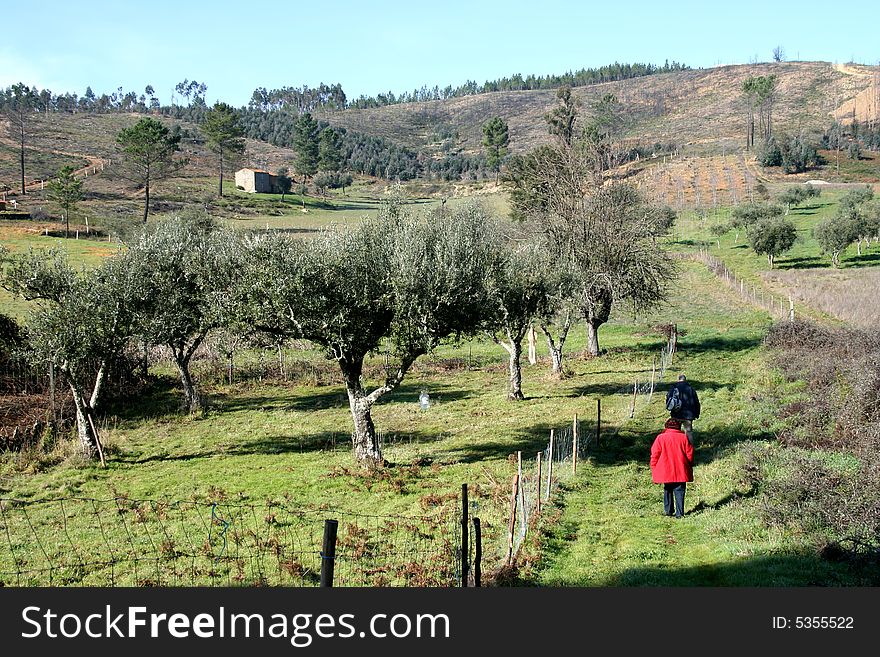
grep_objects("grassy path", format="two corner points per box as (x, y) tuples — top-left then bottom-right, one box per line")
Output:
(532, 262), (873, 586)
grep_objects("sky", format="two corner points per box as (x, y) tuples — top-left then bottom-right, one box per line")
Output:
(1, 0), (878, 107)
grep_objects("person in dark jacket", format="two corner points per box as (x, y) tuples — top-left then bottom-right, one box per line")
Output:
(650, 418), (694, 518)
(666, 374), (700, 446)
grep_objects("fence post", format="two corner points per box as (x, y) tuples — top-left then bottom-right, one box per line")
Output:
(630, 378), (638, 418)
(596, 399), (601, 448)
(473, 517), (482, 587)
(49, 363), (56, 425)
(572, 415), (578, 475)
(506, 473), (519, 565)
(650, 357), (656, 400)
(461, 483), (468, 588)
(545, 429), (554, 501)
(535, 451), (542, 516)
(320, 519), (338, 587)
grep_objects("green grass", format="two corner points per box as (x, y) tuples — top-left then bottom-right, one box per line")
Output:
(4, 181), (879, 586)
(0, 222), (119, 319)
(531, 263), (878, 586)
(674, 191), (851, 276)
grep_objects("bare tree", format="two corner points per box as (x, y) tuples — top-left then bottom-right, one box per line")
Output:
(3, 83), (39, 194)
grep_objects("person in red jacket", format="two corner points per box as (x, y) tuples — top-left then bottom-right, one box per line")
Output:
(650, 418), (694, 518)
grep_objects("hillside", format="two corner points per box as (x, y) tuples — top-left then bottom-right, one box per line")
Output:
(318, 61), (878, 157)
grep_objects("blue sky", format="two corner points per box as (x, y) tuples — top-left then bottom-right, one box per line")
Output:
(1, 0), (877, 106)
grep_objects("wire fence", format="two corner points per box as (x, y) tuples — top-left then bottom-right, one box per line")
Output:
(505, 413), (596, 561)
(0, 496), (460, 587)
(690, 248), (795, 321)
(502, 327), (681, 564)
(623, 331), (677, 420)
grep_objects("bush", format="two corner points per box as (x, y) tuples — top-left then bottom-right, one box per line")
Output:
(29, 208), (51, 221)
(756, 321), (880, 561)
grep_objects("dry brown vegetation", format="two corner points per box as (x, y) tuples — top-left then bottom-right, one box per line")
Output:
(751, 321), (880, 563)
(319, 62), (877, 158)
(763, 267), (880, 329)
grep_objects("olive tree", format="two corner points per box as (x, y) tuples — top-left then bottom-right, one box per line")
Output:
(122, 215), (235, 412)
(485, 243), (552, 400)
(1, 248), (136, 462)
(538, 261), (577, 377)
(729, 202), (784, 242)
(506, 91), (675, 360)
(238, 201), (496, 466)
(748, 216), (797, 268)
(814, 209), (862, 268)
(572, 184), (676, 356)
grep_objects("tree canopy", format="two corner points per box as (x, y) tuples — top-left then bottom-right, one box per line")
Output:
(202, 102), (245, 197)
(116, 117), (183, 222)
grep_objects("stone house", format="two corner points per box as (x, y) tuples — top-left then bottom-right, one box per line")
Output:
(235, 168), (280, 193)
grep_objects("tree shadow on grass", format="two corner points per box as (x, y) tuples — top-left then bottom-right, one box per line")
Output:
(778, 255), (826, 269)
(114, 427), (445, 464)
(211, 382), (472, 414)
(599, 552), (880, 586)
(677, 333), (764, 355)
(106, 376), (184, 421)
(590, 418), (774, 470)
(842, 252), (880, 268)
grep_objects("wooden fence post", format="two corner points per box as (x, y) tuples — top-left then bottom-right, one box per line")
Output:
(506, 473), (520, 565)
(473, 517), (482, 587)
(545, 429), (554, 501)
(650, 357), (656, 400)
(320, 519), (338, 587)
(461, 483), (468, 587)
(630, 378), (638, 418)
(536, 452), (543, 516)
(572, 414), (578, 475)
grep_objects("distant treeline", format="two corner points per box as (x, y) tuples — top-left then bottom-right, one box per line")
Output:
(346, 60), (690, 109)
(0, 60), (687, 116)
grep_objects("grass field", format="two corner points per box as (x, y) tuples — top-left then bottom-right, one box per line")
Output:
(3, 156), (880, 585)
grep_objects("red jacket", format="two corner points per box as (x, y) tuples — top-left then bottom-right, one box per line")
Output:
(650, 428), (694, 483)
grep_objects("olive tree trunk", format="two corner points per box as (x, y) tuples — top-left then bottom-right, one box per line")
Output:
(339, 352), (417, 467)
(540, 314), (572, 377)
(586, 320), (601, 357)
(495, 334), (526, 401)
(66, 361), (107, 463)
(170, 334), (206, 413)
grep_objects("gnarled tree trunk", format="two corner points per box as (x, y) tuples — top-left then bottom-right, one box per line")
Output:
(345, 381), (383, 466)
(170, 335), (206, 413)
(70, 386), (99, 460)
(584, 293), (611, 358)
(496, 334), (525, 401)
(173, 355), (202, 413)
(586, 320), (601, 357)
(338, 351), (417, 467)
(541, 314), (572, 377)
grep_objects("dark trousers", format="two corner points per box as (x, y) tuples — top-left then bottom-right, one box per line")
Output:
(663, 482), (686, 517)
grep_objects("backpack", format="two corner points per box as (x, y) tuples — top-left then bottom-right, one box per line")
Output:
(666, 387), (682, 412)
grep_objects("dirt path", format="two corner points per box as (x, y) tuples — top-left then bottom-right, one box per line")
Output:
(0, 121), (107, 193)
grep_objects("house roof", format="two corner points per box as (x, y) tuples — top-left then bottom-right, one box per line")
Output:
(237, 167), (274, 175)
